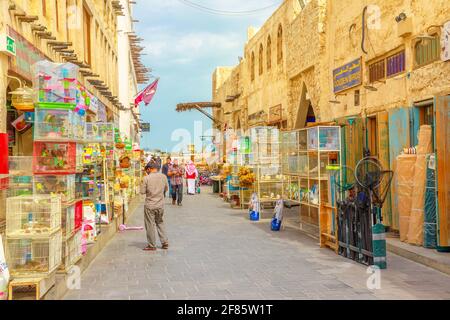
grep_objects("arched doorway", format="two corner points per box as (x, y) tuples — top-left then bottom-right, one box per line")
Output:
(294, 82), (316, 129)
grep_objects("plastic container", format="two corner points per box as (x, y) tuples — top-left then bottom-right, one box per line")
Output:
(250, 210), (260, 221)
(34, 175), (76, 203)
(6, 231), (62, 277)
(6, 195), (62, 237)
(271, 218), (281, 231)
(33, 141), (77, 174)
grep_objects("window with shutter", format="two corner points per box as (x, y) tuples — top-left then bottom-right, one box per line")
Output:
(251, 52), (255, 81)
(386, 50), (405, 77)
(414, 35), (440, 68)
(369, 59), (385, 83)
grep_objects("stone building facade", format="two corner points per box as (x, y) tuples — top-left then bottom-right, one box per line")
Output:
(212, 0), (450, 242)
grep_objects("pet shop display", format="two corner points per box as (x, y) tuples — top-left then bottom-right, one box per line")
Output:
(32, 61), (78, 109)
(5, 231), (62, 276)
(8, 157), (33, 197)
(61, 229), (82, 270)
(119, 154), (131, 169)
(85, 122), (115, 143)
(61, 201), (80, 239)
(33, 141), (77, 174)
(248, 127), (283, 202)
(6, 196), (61, 237)
(279, 126), (342, 243)
(82, 204), (98, 244)
(34, 109), (85, 141)
(34, 175), (76, 204)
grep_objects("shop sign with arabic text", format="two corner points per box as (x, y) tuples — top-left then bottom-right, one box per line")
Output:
(333, 57), (362, 93)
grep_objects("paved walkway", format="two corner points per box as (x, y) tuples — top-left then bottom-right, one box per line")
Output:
(64, 189), (450, 300)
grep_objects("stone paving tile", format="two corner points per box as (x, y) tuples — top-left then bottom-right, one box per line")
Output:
(64, 190), (450, 300)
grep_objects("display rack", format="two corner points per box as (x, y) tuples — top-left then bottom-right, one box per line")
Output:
(281, 126), (341, 250)
(250, 127), (283, 205)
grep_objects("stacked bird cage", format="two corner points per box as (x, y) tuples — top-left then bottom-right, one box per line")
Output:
(31, 61), (85, 272)
(5, 195), (62, 277)
(8, 156), (33, 197)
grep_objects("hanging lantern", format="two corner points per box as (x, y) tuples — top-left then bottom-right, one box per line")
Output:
(10, 86), (34, 111)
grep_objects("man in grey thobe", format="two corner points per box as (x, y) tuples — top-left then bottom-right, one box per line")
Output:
(140, 160), (169, 251)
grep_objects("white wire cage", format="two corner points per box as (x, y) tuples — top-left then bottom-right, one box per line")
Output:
(85, 123), (115, 143)
(6, 230), (62, 277)
(61, 229), (82, 269)
(33, 174), (76, 204)
(6, 195), (62, 237)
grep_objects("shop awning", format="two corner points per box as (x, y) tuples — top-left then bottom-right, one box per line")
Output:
(176, 102), (223, 125)
(176, 102), (221, 112)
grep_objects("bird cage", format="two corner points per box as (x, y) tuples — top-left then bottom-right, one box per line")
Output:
(8, 156), (33, 176)
(33, 174), (76, 204)
(6, 231), (62, 277)
(34, 109), (85, 141)
(32, 61), (78, 109)
(61, 229), (82, 270)
(85, 122), (115, 143)
(61, 201), (82, 239)
(6, 195), (61, 237)
(33, 141), (77, 174)
(8, 156), (33, 197)
(10, 86), (35, 111)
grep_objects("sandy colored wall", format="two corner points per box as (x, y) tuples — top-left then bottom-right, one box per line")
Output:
(323, 0), (450, 120)
(213, 0), (450, 131)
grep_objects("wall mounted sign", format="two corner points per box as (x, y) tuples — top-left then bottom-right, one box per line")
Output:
(141, 123), (150, 132)
(442, 21), (450, 62)
(333, 57), (362, 93)
(7, 26), (48, 80)
(0, 34), (16, 56)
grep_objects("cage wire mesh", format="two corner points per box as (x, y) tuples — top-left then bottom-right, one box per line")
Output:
(6, 231), (62, 277)
(6, 196), (62, 237)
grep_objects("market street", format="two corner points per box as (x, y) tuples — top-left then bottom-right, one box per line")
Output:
(64, 189), (450, 300)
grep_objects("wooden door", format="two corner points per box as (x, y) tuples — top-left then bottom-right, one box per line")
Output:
(388, 107), (410, 231)
(436, 96), (450, 248)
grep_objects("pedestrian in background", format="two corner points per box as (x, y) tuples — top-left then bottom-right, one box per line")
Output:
(168, 159), (184, 206)
(140, 160), (169, 251)
(161, 157), (172, 198)
(156, 156), (162, 172)
(185, 160), (198, 195)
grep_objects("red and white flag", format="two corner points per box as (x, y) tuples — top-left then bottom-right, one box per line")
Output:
(135, 78), (159, 107)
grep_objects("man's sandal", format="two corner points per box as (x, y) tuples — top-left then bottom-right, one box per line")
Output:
(162, 243), (169, 250)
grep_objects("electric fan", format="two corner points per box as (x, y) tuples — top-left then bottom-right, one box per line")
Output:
(355, 156), (393, 208)
(354, 156), (393, 269)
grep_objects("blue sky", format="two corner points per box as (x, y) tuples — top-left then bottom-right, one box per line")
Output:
(134, 0), (282, 152)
